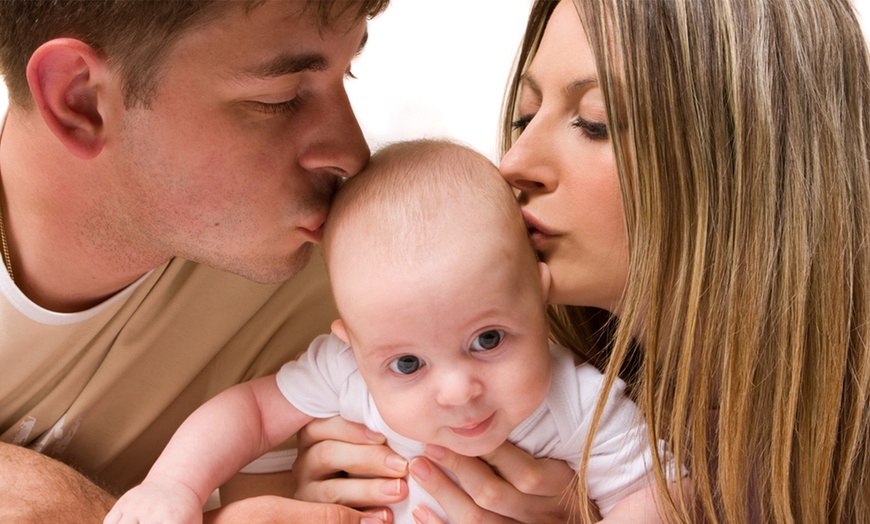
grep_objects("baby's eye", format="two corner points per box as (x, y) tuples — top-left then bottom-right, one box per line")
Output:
(470, 330), (505, 352)
(389, 355), (424, 375)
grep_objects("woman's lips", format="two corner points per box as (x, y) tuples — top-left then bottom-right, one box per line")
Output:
(450, 413), (495, 438)
(523, 211), (557, 250)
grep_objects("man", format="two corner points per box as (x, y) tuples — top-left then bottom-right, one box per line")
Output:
(0, 1), (399, 521)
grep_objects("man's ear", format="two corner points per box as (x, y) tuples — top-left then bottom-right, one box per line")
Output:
(331, 318), (351, 346)
(26, 38), (109, 159)
(538, 261), (551, 304)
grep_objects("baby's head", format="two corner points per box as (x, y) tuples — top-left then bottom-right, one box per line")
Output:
(323, 139), (553, 457)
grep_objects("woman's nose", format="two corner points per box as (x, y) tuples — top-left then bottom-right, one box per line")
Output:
(499, 124), (557, 194)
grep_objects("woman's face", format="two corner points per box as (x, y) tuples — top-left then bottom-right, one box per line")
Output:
(500, 0), (628, 312)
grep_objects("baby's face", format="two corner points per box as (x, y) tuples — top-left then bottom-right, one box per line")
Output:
(335, 240), (552, 457)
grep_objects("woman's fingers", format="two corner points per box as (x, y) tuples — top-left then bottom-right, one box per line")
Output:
(416, 443), (578, 523)
(411, 504), (448, 524)
(409, 457), (517, 524)
(479, 441), (576, 497)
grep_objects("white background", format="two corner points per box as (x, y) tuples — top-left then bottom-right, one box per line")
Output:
(346, 0), (870, 162)
(0, 0), (867, 163)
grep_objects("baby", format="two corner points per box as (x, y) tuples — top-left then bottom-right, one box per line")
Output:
(106, 140), (672, 523)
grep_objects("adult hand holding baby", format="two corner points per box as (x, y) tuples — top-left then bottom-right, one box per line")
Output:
(409, 442), (580, 523)
(292, 417), (578, 523)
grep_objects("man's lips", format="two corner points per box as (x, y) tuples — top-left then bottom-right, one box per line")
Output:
(303, 226), (323, 244)
(449, 413), (495, 438)
(299, 223), (324, 243)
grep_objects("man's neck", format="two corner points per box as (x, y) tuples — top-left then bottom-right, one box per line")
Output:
(0, 109), (168, 313)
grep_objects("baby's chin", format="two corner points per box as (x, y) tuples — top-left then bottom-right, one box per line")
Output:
(430, 431), (511, 458)
(390, 420), (511, 458)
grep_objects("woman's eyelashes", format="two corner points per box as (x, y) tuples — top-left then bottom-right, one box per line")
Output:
(511, 114), (534, 133)
(511, 112), (609, 141)
(573, 116), (609, 140)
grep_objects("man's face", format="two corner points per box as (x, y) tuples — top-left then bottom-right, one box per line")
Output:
(106, 1), (370, 282)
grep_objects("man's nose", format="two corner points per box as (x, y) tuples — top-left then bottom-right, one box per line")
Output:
(298, 87), (370, 179)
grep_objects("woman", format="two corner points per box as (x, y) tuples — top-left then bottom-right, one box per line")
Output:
(289, 0), (870, 522)
(498, 0), (869, 521)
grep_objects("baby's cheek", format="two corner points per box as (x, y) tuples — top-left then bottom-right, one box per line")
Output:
(373, 392), (433, 442)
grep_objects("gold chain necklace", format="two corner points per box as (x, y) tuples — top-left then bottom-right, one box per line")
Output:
(0, 193), (13, 283)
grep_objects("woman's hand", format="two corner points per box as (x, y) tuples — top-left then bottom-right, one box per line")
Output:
(289, 417), (410, 509)
(409, 442), (580, 523)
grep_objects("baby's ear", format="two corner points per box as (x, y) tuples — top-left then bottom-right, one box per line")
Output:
(538, 261), (551, 303)
(331, 319), (351, 345)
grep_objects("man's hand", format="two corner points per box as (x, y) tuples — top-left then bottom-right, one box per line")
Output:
(205, 496), (390, 524)
(0, 441), (116, 522)
(289, 417), (410, 508)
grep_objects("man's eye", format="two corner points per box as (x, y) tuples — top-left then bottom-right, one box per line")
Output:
(470, 330), (505, 352)
(389, 355), (424, 375)
(251, 97), (303, 115)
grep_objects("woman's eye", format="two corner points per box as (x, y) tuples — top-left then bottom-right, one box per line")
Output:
(389, 355), (424, 375)
(511, 114), (534, 133)
(470, 330), (505, 352)
(573, 117), (609, 140)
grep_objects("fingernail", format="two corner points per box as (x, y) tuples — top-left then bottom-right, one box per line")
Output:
(366, 509), (390, 522)
(366, 428), (385, 442)
(410, 457), (431, 480)
(412, 506), (429, 524)
(424, 444), (446, 460)
(381, 479), (402, 496)
(385, 453), (408, 473)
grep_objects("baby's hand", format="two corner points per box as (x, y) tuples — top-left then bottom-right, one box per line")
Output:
(104, 478), (202, 524)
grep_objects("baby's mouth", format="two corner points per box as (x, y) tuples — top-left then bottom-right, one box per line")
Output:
(449, 413), (495, 437)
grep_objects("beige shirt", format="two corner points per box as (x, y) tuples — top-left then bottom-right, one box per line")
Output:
(0, 251), (337, 494)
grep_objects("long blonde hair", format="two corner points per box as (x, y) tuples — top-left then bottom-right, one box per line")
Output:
(502, 0), (870, 522)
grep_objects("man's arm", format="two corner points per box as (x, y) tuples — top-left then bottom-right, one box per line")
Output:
(0, 441), (115, 522)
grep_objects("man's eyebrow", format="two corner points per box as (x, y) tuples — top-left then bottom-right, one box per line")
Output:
(244, 29), (370, 79)
(246, 53), (329, 79)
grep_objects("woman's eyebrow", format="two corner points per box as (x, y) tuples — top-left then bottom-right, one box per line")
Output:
(520, 74), (598, 95)
(520, 73), (542, 96)
(566, 78), (598, 93)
